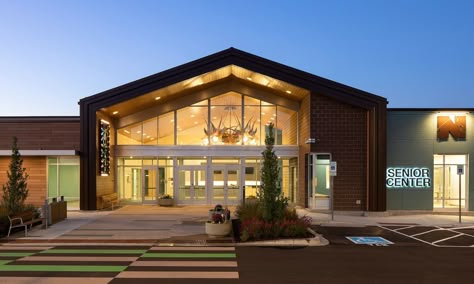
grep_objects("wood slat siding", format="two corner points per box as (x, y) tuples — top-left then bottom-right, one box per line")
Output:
(298, 95), (311, 207)
(0, 157), (46, 207)
(0, 120), (80, 150)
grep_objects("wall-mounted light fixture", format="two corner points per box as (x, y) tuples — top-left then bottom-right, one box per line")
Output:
(305, 138), (316, 144)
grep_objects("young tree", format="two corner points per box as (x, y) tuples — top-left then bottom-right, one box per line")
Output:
(258, 123), (288, 222)
(2, 137), (29, 214)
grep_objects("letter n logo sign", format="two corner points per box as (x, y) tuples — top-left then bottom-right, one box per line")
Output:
(437, 116), (466, 140)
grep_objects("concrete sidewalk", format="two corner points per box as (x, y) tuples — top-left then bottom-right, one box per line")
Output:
(3, 205), (474, 243)
(299, 209), (474, 227)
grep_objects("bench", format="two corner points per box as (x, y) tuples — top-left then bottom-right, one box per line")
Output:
(8, 210), (47, 237)
(101, 192), (119, 210)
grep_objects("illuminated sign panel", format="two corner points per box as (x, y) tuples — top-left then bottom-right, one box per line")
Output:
(437, 115), (466, 140)
(386, 167), (431, 188)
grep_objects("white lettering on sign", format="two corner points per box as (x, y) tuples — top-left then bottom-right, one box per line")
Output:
(386, 167), (431, 188)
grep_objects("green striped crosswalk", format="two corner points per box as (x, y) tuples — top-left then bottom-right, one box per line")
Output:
(0, 260), (12, 265)
(0, 245), (239, 279)
(40, 249), (147, 254)
(142, 252), (237, 258)
(0, 252), (35, 257)
(0, 265), (126, 272)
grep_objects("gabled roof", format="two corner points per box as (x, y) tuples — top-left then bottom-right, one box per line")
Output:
(79, 47), (387, 111)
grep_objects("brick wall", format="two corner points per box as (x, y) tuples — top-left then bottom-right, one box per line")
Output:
(311, 94), (368, 211)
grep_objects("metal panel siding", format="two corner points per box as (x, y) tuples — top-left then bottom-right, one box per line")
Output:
(0, 121), (79, 150)
(387, 111), (474, 210)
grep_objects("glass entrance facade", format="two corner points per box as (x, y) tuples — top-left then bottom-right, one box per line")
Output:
(117, 157), (297, 205)
(114, 91), (299, 205)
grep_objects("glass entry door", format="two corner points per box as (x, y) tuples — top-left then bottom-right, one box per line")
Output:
(143, 167), (157, 203)
(434, 154), (467, 209)
(308, 153), (331, 209)
(212, 166), (241, 205)
(178, 167), (207, 204)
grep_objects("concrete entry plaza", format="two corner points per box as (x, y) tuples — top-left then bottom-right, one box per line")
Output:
(6, 205), (229, 242)
(3, 205), (474, 245)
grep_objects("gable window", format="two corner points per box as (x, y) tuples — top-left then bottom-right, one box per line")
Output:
(117, 93), (297, 146)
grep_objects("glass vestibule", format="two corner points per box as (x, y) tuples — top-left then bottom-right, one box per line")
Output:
(117, 156), (298, 205)
(117, 158), (174, 204)
(433, 154), (468, 209)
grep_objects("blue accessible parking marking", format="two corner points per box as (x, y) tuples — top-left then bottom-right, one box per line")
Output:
(346, 236), (393, 246)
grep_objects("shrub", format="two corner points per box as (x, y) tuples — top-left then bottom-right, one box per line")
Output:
(236, 198), (312, 241)
(239, 212), (312, 242)
(235, 201), (262, 221)
(1, 137), (29, 215)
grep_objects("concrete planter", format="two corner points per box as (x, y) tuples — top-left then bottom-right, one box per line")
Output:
(158, 198), (174, 207)
(205, 222), (232, 237)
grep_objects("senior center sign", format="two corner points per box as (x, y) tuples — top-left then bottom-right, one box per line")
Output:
(386, 167), (431, 188)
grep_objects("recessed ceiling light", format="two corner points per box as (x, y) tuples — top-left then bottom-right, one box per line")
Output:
(112, 111), (119, 115)
(137, 130), (141, 134)
(247, 77), (252, 81)
(272, 113), (277, 117)
(155, 96), (161, 100)
(261, 112), (265, 115)
(170, 119), (174, 123)
(286, 90), (292, 94)
(190, 114), (195, 118)
(194, 121), (198, 124)
(123, 130), (130, 134)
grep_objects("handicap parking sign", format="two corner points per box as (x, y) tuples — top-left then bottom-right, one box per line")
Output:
(346, 236), (393, 246)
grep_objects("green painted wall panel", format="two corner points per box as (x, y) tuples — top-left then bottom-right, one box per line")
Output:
(387, 111), (474, 211)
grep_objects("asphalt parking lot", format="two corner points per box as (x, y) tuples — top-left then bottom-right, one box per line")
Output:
(380, 224), (474, 247)
(313, 224), (474, 247)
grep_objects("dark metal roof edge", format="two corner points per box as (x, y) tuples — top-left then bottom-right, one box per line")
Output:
(0, 116), (80, 123)
(229, 48), (388, 104)
(388, 108), (474, 112)
(79, 47), (388, 107)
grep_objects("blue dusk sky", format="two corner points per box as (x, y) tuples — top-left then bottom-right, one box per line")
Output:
(0, 0), (473, 116)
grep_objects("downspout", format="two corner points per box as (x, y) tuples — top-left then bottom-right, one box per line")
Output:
(366, 110), (370, 212)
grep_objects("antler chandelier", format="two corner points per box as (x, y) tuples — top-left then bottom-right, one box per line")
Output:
(203, 106), (258, 145)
